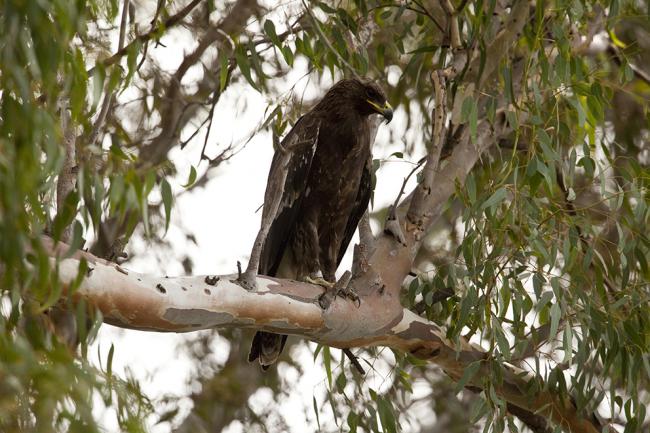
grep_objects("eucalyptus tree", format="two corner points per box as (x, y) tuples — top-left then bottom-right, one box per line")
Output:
(0, 1), (648, 432)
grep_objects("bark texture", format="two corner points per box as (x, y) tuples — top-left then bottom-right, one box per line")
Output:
(45, 236), (601, 433)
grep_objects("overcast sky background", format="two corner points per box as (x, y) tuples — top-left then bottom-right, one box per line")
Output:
(73, 2), (642, 431)
(88, 2), (430, 430)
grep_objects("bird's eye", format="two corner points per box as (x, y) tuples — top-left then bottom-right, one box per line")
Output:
(365, 87), (378, 99)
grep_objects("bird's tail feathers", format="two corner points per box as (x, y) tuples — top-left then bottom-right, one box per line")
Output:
(248, 331), (288, 370)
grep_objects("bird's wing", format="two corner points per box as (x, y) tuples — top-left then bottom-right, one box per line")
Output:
(336, 155), (372, 266)
(259, 113), (321, 276)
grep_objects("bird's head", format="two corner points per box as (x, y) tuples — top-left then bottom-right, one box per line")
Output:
(361, 80), (393, 123)
(323, 78), (393, 123)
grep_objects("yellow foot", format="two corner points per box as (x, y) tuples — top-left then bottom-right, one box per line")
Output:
(302, 275), (335, 289)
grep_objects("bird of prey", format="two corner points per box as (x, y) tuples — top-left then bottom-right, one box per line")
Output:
(248, 78), (393, 370)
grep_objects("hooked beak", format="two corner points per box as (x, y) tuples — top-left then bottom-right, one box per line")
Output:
(367, 100), (394, 123)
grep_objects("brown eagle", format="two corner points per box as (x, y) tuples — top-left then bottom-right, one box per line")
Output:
(248, 78), (393, 369)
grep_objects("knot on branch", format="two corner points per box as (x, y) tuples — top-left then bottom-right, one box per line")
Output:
(384, 205), (406, 246)
(409, 344), (441, 360)
(204, 275), (220, 286)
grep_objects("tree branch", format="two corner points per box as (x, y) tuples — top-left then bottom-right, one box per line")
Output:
(407, 70), (447, 233)
(44, 237), (601, 433)
(89, 0), (204, 74)
(56, 99), (77, 243)
(138, 0), (259, 168)
(439, 0), (462, 49)
(90, 0), (261, 257)
(87, 0), (131, 147)
(467, 0), (529, 88)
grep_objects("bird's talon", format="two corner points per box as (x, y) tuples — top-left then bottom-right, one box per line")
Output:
(337, 287), (361, 307)
(303, 275), (335, 289)
(234, 270), (258, 291)
(318, 292), (333, 310)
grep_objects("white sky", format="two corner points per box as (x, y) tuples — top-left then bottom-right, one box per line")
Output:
(89, 6), (428, 429)
(80, 2), (643, 432)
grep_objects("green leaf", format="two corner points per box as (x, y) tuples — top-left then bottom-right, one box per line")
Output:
(335, 372), (347, 393)
(377, 396), (397, 433)
(461, 95), (474, 123)
(263, 20), (280, 46)
(323, 346), (332, 388)
(235, 45), (259, 91)
(562, 322), (573, 363)
(219, 52), (229, 92)
(160, 179), (173, 233)
(182, 166), (197, 188)
(549, 303), (561, 340)
(537, 128), (559, 161)
(494, 320), (511, 359)
(376, 44), (385, 71)
(481, 187), (507, 211)
(469, 396), (489, 423)
(313, 396), (321, 430)
(315, 1), (336, 13)
(467, 173), (477, 204)
(313, 343), (323, 360)
(347, 411), (359, 433)
(107, 343), (115, 378)
(282, 45), (294, 66)
(455, 360), (482, 393)
(66, 220), (85, 258)
(124, 39), (142, 84)
(408, 45), (438, 54)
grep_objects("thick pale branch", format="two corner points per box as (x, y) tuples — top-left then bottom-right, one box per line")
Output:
(48, 241), (600, 433)
(397, 116), (507, 251)
(407, 70), (447, 231)
(56, 99), (77, 243)
(400, 1), (529, 252)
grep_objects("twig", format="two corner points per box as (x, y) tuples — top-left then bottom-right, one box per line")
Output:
(117, 0), (130, 49)
(198, 98), (217, 160)
(88, 0), (203, 75)
(556, 170), (617, 297)
(87, 0), (131, 147)
(134, 0), (166, 73)
(196, 55), (235, 158)
(391, 156), (426, 211)
(179, 111), (212, 150)
(137, 0), (259, 168)
(410, 0), (445, 33)
(473, 0), (529, 88)
(301, 0), (360, 79)
(440, 0), (462, 49)
(343, 348), (366, 375)
(56, 99), (77, 243)
(352, 213), (375, 280)
(608, 44), (650, 86)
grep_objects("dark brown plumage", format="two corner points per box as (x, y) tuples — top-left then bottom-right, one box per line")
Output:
(248, 78), (393, 369)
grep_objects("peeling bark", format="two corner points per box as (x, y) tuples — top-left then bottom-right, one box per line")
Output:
(44, 235), (601, 433)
